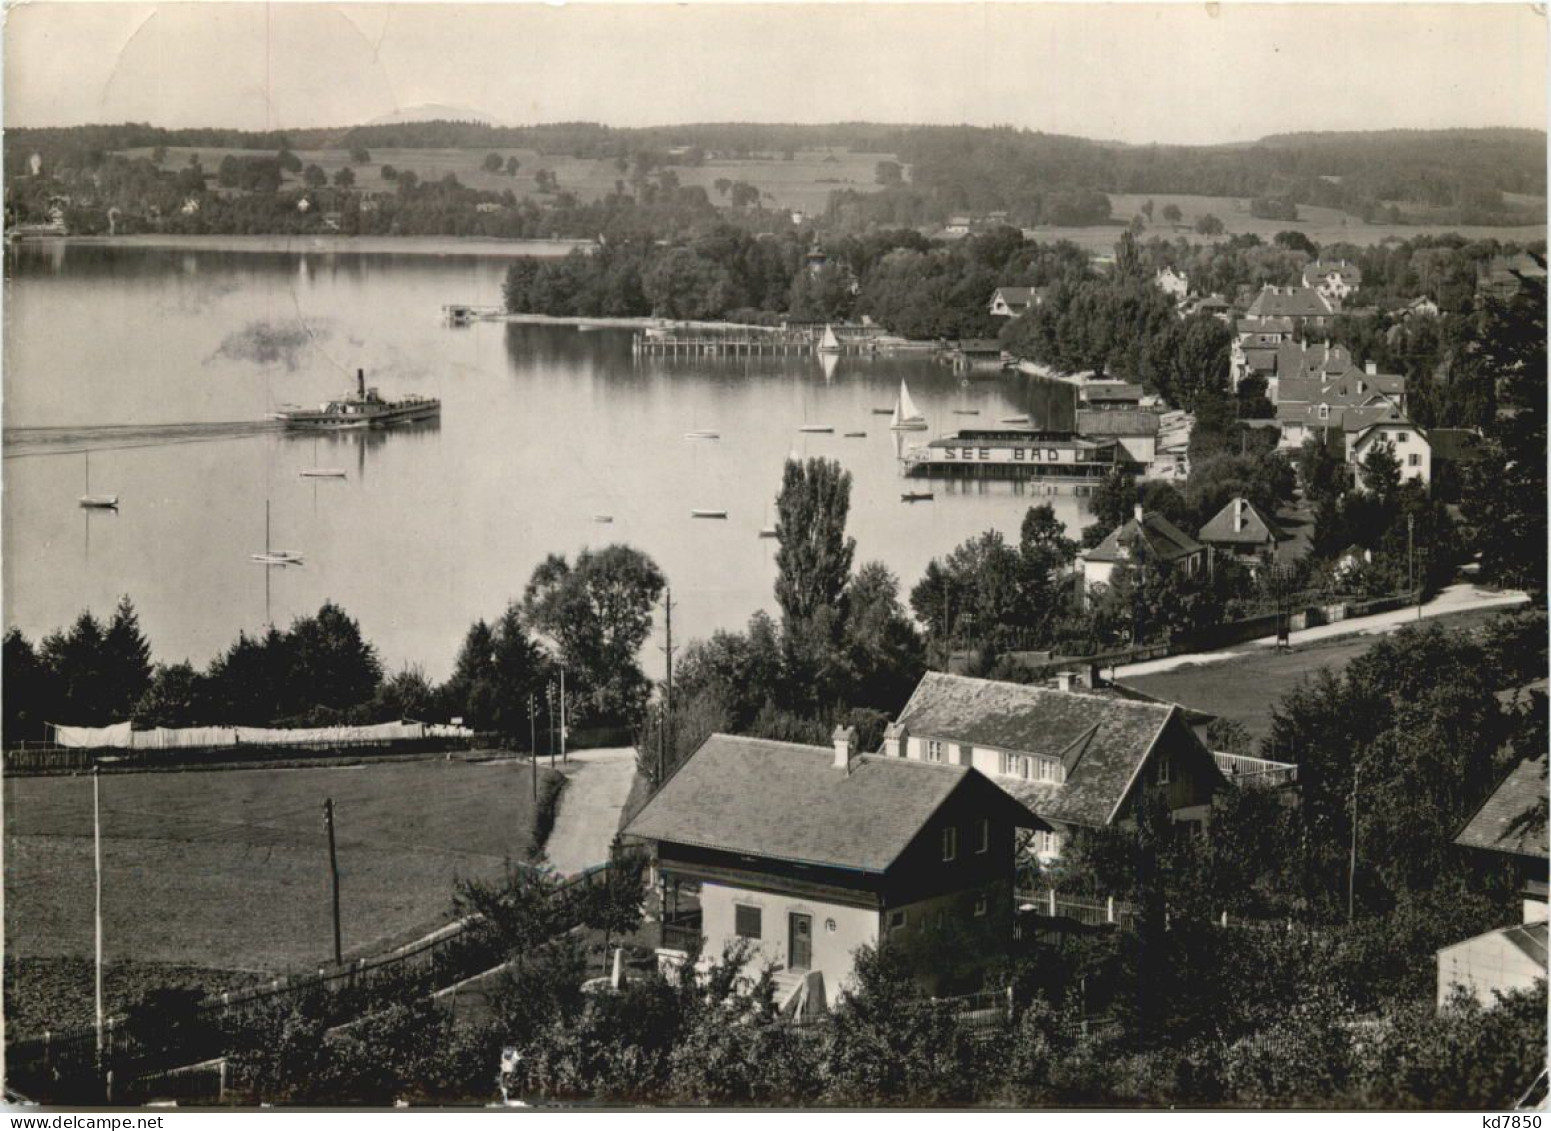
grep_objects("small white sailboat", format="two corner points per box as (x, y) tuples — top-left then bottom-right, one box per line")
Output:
(818, 324), (841, 354)
(78, 451), (118, 509)
(890, 380), (928, 432)
(251, 501), (303, 566)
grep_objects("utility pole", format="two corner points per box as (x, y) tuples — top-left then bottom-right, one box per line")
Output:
(322, 799), (342, 966)
(1347, 761), (1359, 924)
(527, 694), (537, 802)
(659, 589), (676, 783)
(546, 679), (557, 769)
(93, 766), (104, 1062)
(559, 666), (567, 763)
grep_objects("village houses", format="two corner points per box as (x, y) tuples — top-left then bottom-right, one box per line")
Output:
(883, 673), (1227, 862)
(1197, 496), (1285, 572)
(1154, 266), (1190, 302)
(624, 728), (1044, 1011)
(1345, 407), (1432, 489)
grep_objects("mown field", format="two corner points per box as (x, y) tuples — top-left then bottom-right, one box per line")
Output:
(4, 756), (559, 1013)
(1123, 605), (1516, 749)
(122, 145), (890, 215)
(1055, 192), (1546, 253)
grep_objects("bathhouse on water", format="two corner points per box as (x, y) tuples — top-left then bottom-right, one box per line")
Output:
(901, 428), (1122, 481)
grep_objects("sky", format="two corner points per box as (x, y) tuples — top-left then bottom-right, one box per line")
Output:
(4, 2), (1546, 145)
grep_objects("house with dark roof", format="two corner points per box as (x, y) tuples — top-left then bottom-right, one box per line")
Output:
(883, 673), (1227, 860)
(1455, 754), (1548, 920)
(1438, 754), (1548, 1009)
(1079, 505), (1206, 600)
(988, 285), (1047, 318)
(1198, 497), (1284, 569)
(1302, 258), (1364, 301)
(1078, 381), (1144, 410)
(623, 728), (1044, 1007)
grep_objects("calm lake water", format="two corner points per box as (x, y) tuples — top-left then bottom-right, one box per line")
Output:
(3, 242), (1087, 683)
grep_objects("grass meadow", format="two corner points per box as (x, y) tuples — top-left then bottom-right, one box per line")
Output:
(4, 755), (559, 1031)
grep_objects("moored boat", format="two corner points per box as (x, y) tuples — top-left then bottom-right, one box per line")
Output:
(798, 425), (834, 434)
(691, 509), (728, 519)
(270, 369), (440, 430)
(901, 491), (935, 502)
(299, 468), (347, 479)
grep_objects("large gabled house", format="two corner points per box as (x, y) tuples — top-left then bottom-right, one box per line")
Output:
(1346, 409), (1431, 489)
(1302, 258), (1364, 302)
(1244, 284), (1340, 332)
(623, 728), (1045, 1009)
(1437, 754), (1549, 1009)
(882, 673), (1228, 861)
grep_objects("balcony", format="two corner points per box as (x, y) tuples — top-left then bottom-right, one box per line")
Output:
(659, 910), (703, 954)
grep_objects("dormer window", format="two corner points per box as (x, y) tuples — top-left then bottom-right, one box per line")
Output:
(1318, 404), (1330, 421)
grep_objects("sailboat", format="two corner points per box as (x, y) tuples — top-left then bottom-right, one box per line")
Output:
(889, 380), (928, 432)
(251, 501), (303, 566)
(817, 324), (841, 354)
(78, 450), (118, 509)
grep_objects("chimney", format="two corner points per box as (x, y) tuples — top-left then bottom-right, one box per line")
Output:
(1365, 360), (1377, 376)
(1233, 497), (1245, 533)
(882, 721), (907, 759)
(832, 724), (858, 770)
(357, 368), (366, 398)
(1055, 671), (1076, 693)
(1133, 502), (1145, 525)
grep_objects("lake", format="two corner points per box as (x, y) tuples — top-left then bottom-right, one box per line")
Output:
(3, 242), (1088, 684)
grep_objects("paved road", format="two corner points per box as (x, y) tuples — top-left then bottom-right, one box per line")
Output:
(1112, 584), (1530, 680)
(543, 746), (640, 876)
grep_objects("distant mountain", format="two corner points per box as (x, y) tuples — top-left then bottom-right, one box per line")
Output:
(366, 104), (502, 127)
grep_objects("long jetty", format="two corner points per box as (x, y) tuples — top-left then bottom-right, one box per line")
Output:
(633, 324), (928, 358)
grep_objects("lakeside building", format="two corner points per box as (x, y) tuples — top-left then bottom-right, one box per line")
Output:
(1074, 408), (1159, 467)
(1078, 382), (1144, 411)
(902, 429), (1120, 481)
(625, 729), (1045, 1010)
(883, 673), (1228, 862)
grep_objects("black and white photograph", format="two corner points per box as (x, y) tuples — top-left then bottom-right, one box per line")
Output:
(2, 0), (1547, 1111)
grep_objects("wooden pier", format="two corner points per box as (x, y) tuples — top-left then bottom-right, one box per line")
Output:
(634, 329), (876, 358)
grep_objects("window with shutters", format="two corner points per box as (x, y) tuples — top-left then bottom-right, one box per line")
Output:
(925, 740), (943, 763)
(734, 905), (762, 940)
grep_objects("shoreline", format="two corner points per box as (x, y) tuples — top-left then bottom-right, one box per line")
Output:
(8, 233), (595, 259)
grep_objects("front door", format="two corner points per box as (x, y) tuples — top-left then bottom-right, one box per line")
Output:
(788, 912), (813, 972)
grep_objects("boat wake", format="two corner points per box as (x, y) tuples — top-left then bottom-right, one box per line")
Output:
(3, 420), (284, 458)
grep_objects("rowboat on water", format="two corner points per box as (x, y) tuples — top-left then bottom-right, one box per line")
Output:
(871, 407), (894, 415)
(594, 515), (614, 524)
(692, 509), (728, 519)
(844, 431), (867, 438)
(758, 527), (779, 539)
(1000, 415), (1030, 424)
(890, 381), (928, 432)
(798, 425), (835, 434)
(953, 409), (981, 416)
(684, 430), (721, 440)
(901, 491), (935, 503)
(251, 551), (304, 566)
(299, 468), (347, 479)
